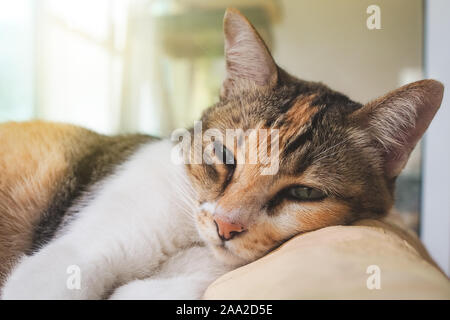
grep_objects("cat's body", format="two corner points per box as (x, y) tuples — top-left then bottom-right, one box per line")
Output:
(0, 9), (444, 299)
(1, 136), (230, 299)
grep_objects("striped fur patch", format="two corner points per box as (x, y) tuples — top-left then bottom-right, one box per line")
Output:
(0, 121), (152, 286)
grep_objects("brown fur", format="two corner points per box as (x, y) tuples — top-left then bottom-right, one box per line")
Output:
(279, 95), (319, 143)
(0, 121), (97, 285)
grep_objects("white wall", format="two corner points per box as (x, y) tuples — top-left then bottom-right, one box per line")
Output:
(422, 0), (450, 276)
(272, 0), (423, 103)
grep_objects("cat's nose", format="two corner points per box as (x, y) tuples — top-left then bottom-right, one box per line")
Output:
(214, 218), (246, 241)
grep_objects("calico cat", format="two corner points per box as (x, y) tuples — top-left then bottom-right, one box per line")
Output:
(0, 8), (444, 299)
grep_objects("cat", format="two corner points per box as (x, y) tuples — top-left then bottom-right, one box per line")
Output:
(0, 8), (444, 299)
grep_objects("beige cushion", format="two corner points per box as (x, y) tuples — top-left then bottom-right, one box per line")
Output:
(204, 219), (450, 299)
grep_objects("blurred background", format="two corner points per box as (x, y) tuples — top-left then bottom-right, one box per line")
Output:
(0, 0), (448, 274)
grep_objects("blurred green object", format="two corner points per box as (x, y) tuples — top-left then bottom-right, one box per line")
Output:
(153, 7), (276, 58)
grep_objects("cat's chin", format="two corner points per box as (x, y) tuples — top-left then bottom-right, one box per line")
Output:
(196, 227), (249, 266)
(208, 243), (249, 267)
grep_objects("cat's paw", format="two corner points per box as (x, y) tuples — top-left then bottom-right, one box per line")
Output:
(2, 246), (93, 300)
(109, 280), (162, 300)
(109, 277), (205, 300)
(3, 255), (71, 299)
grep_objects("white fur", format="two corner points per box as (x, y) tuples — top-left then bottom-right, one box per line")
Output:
(2, 140), (231, 299)
(110, 246), (228, 300)
(199, 202), (217, 216)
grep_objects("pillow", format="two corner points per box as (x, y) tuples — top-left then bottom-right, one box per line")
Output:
(203, 219), (450, 299)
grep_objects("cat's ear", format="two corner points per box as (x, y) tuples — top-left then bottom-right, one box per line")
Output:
(221, 8), (278, 99)
(351, 79), (444, 179)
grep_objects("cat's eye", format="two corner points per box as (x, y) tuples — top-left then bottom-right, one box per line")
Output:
(212, 141), (235, 165)
(287, 186), (326, 201)
(212, 141), (235, 184)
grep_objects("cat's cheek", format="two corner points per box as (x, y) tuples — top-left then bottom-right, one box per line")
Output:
(195, 210), (221, 245)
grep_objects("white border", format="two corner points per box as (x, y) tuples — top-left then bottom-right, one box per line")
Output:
(422, 0), (450, 276)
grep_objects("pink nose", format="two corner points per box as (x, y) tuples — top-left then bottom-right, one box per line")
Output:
(214, 217), (246, 241)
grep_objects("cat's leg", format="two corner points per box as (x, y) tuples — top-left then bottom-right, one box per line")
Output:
(1, 217), (176, 299)
(109, 246), (232, 300)
(2, 141), (198, 300)
(1, 242), (105, 299)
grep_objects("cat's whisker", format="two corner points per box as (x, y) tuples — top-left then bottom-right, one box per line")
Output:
(163, 169), (197, 220)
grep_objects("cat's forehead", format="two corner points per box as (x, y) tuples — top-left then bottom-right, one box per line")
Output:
(203, 78), (362, 133)
(200, 78), (367, 181)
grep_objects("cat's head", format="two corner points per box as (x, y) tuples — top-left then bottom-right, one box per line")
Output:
(186, 8), (444, 266)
